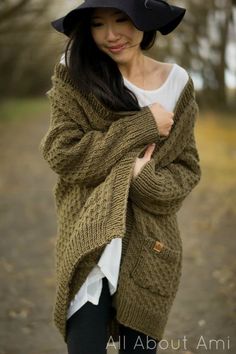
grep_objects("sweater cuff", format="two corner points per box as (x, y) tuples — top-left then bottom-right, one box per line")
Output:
(129, 158), (156, 201)
(128, 106), (161, 145)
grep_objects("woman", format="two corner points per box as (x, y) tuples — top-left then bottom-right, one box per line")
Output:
(39, 1), (201, 353)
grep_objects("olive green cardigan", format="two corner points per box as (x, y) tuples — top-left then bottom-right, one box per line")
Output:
(39, 62), (201, 343)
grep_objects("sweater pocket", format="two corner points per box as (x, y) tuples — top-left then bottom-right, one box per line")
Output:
(130, 236), (181, 297)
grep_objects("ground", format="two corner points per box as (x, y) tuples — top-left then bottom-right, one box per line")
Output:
(0, 105), (235, 354)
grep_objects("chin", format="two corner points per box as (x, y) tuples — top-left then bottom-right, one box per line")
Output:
(113, 51), (132, 61)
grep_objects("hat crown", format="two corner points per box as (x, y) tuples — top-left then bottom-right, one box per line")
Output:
(144, 0), (168, 10)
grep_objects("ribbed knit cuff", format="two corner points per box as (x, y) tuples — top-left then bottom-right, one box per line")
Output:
(129, 158), (155, 202)
(125, 106), (161, 146)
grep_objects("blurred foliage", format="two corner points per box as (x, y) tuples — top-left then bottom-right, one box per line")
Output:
(196, 110), (236, 189)
(0, 97), (48, 122)
(149, 0), (236, 110)
(0, 0), (235, 111)
(0, 0), (71, 97)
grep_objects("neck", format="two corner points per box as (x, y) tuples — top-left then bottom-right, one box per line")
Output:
(118, 52), (146, 80)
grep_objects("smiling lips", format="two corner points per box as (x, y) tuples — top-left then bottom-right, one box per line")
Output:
(108, 43), (127, 53)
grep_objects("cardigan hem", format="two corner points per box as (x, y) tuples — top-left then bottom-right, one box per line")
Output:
(113, 285), (172, 343)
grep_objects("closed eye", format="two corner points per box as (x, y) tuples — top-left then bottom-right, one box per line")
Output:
(91, 23), (102, 27)
(117, 18), (128, 22)
(91, 18), (128, 27)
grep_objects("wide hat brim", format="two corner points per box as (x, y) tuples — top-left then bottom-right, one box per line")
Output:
(51, 0), (186, 37)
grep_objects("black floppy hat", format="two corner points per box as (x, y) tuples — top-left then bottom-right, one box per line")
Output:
(51, 0), (186, 37)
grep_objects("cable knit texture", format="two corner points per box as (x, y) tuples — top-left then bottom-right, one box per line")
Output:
(39, 62), (201, 343)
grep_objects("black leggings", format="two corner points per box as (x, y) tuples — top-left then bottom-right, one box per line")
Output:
(66, 277), (159, 354)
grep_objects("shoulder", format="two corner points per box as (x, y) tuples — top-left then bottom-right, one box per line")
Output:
(156, 61), (189, 85)
(147, 58), (189, 87)
(171, 63), (189, 85)
(162, 62), (190, 95)
(152, 60), (193, 103)
(149, 58), (188, 78)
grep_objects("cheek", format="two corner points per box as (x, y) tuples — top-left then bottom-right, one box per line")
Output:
(132, 31), (143, 44)
(125, 25), (143, 43)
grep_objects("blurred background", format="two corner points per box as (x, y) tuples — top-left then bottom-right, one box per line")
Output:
(0, 1), (235, 354)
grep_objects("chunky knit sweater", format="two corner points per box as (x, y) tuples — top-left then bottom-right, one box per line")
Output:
(39, 62), (201, 343)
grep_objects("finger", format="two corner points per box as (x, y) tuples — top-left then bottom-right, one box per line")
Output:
(144, 144), (155, 159)
(156, 101), (163, 108)
(146, 143), (155, 152)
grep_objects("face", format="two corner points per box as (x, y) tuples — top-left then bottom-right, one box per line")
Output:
(90, 7), (144, 64)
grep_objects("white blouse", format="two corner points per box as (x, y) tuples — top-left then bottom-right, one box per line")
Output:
(60, 54), (189, 320)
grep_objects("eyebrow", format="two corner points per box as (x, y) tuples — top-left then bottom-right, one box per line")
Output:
(91, 10), (123, 19)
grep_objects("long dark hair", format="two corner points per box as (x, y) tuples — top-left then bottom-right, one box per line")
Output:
(64, 9), (157, 112)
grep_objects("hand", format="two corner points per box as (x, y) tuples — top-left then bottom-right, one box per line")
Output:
(132, 143), (155, 180)
(149, 102), (174, 137)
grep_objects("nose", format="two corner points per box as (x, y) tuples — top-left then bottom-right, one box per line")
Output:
(105, 24), (120, 41)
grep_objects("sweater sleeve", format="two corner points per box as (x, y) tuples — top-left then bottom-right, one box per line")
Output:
(129, 129), (201, 215)
(39, 85), (161, 186)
